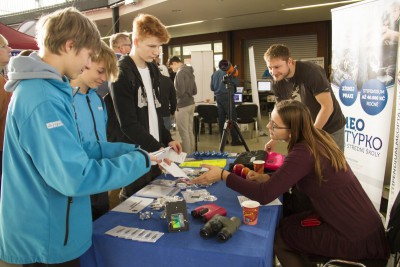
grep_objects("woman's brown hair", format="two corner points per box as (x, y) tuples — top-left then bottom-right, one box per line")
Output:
(276, 100), (347, 184)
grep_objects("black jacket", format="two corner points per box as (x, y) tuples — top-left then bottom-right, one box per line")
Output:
(109, 55), (173, 152)
(159, 75), (177, 117)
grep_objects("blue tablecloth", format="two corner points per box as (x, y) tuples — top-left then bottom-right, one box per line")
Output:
(80, 178), (282, 267)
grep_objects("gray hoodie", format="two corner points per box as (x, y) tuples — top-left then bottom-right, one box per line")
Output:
(5, 52), (62, 93)
(174, 64), (197, 108)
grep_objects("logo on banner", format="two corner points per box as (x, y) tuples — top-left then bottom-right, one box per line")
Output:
(360, 80), (388, 116)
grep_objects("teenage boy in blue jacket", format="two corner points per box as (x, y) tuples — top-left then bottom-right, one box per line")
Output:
(70, 41), (119, 221)
(0, 7), (156, 267)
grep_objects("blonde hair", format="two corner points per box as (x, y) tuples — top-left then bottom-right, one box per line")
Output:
(276, 100), (347, 184)
(0, 34), (8, 46)
(91, 41), (119, 82)
(36, 7), (101, 56)
(132, 14), (170, 43)
(109, 33), (130, 49)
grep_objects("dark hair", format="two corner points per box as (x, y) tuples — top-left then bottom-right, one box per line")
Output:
(218, 59), (231, 71)
(167, 56), (182, 66)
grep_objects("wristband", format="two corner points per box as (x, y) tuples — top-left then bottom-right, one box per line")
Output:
(220, 169), (225, 181)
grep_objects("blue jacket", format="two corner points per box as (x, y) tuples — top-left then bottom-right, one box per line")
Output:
(0, 52), (151, 264)
(73, 89), (107, 143)
(210, 69), (239, 97)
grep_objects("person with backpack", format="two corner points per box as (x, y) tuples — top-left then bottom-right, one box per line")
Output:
(109, 14), (182, 202)
(191, 100), (389, 267)
(70, 40), (118, 220)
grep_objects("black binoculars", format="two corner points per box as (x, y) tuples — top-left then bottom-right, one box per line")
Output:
(199, 214), (241, 242)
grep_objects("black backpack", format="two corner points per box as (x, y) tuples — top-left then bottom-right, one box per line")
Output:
(387, 191), (400, 254)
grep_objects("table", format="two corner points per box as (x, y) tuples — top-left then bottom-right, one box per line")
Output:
(80, 176), (282, 267)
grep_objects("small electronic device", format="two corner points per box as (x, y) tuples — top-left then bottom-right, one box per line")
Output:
(258, 81), (272, 92)
(166, 200), (189, 232)
(233, 93), (243, 103)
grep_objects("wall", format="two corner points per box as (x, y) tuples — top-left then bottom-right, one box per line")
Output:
(167, 21), (332, 85)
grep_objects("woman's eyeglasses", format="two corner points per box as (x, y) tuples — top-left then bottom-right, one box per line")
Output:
(268, 121), (290, 132)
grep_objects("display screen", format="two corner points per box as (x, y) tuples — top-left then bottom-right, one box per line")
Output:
(234, 93), (243, 103)
(258, 81), (272, 92)
(171, 213), (186, 229)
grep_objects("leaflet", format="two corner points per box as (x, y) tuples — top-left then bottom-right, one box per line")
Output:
(150, 147), (187, 163)
(112, 196), (154, 213)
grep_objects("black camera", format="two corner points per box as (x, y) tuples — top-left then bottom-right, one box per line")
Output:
(199, 214), (241, 242)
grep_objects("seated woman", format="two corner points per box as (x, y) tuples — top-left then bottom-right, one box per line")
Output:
(190, 100), (389, 267)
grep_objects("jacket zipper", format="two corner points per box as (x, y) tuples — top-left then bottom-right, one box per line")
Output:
(86, 96), (100, 141)
(64, 197), (73, 246)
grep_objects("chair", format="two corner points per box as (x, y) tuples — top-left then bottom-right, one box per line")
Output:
(196, 104), (219, 141)
(235, 103), (258, 141)
(309, 255), (388, 267)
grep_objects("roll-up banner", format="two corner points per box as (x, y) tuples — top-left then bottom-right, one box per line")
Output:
(331, 0), (398, 210)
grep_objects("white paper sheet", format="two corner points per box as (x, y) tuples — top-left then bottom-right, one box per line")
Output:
(111, 196), (154, 213)
(135, 183), (180, 198)
(160, 161), (188, 178)
(150, 147), (187, 163)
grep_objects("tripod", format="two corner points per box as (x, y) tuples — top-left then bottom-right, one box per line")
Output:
(219, 74), (249, 152)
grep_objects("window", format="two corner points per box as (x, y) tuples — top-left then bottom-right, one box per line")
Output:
(169, 41), (223, 68)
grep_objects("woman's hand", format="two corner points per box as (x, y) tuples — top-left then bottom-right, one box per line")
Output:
(189, 164), (224, 185)
(265, 139), (275, 152)
(246, 170), (270, 183)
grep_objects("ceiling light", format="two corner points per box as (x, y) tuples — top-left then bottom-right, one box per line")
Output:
(282, 0), (363, 11)
(166, 20), (204, 28)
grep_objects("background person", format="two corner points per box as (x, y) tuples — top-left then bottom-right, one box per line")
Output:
(0, 7), (156, 267)
(109, 14), (181, 202)
(109, 32), (132, 59)
(70, 40), (119, 220)
(264, 44), (345, 152)
(168, 56), (197, 153)
(154, 56), (170, 77)
(96, 33), (133, 97)
(190, 100), (389, 267)
(210, 59), (242, 146)
(0, 34), (12, 193)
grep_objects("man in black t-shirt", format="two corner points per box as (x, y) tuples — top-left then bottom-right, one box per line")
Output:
(264, 44), (345, 151)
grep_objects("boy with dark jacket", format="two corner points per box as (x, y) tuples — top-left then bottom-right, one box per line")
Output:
(110, 14), (182, 201)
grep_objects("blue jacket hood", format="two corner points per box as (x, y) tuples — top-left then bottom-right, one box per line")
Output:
(5, 52), (62, 93)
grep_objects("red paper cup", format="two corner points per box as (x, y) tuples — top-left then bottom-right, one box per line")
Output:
(242, 200), (260, 225)
(253, 160), (265, 174)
